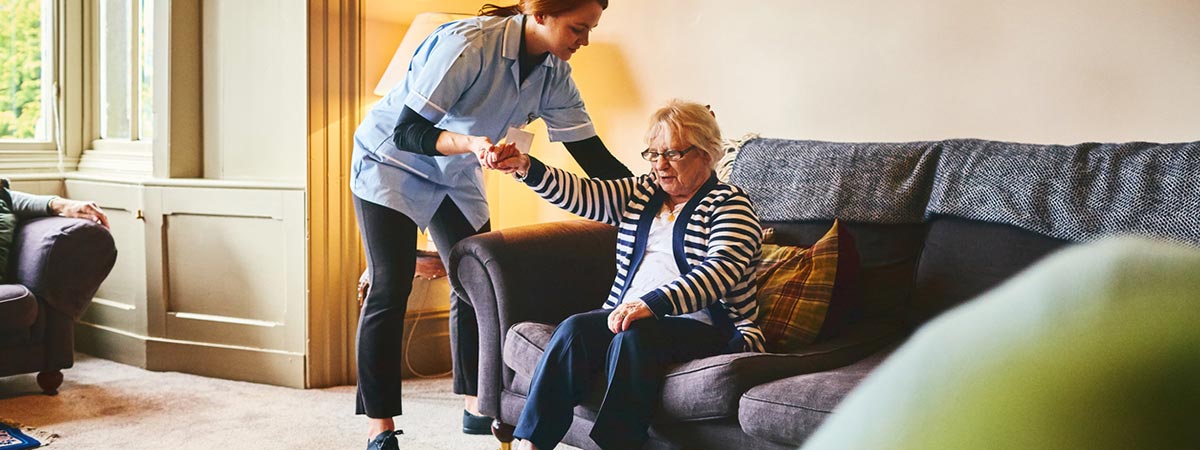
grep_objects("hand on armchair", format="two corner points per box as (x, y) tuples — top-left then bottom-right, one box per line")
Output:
(49, 197), (109, 229)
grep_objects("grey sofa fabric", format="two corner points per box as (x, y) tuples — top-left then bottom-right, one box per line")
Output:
(912, 215), (1069, 324)
(732, 138), (1200, 245)
(928, 139), (1200, 245)
(11, 217), (117, 320)
(728, 138), (941, 224)
(739, 345), (896, 445)
(0, 216), (117, 394)
(503, 319), (904, 423)
(500, 384), (799, 450)
(452, 137), (1200, 449)
(449, 219), (618, 420)
(0, 284), (37, 334)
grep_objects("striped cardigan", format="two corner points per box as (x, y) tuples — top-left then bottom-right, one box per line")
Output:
(522, 157), (766, 352)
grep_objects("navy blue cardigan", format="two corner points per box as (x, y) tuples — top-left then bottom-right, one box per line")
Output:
(522, 157), (766, 352)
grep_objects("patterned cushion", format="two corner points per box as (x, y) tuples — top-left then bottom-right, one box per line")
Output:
(756, 220), (860, 352)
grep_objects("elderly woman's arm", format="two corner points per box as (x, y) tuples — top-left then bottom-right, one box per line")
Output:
(513, 155), (641, 227)
(639, 188), (763, 319)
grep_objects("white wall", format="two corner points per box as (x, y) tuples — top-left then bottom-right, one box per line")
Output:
(202, 0), (307, 182)
(70, 0), (310, 387)
(510, 0), (1200, 228)
(584, 0), (1200, 148)
(364, 0), (1200, 229)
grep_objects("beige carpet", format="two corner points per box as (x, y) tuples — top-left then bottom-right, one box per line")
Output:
(0, 354), (552, 450)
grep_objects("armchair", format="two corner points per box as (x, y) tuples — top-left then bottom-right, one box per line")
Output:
(449, 219), (619, 423)
(0, 216), (117, 394)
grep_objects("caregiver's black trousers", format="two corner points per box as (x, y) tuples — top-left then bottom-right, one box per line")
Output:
(354, 195), (488, 418)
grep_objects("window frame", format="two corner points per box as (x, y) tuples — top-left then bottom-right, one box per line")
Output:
(1, 0), (200, 178)
(0, 0), (59, 153)
(88, 0), (153, 156)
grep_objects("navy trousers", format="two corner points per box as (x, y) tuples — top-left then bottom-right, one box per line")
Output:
(514, 309), (728, 450)
(353, 195), (488, 418)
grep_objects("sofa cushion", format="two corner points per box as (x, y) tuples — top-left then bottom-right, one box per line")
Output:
(739, 346), (894, 445)
(757, 220), (860, 351)
(765, 221), (926, 322)
(912, 215), (1068, 324)
(504, 318), (905, 423)
(0, 284), (37, 333)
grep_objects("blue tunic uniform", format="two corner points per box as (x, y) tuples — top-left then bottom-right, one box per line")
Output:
(351, 15), (597, 229)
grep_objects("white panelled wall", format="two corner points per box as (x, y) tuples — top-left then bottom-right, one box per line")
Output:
(27, 0), (311, 387)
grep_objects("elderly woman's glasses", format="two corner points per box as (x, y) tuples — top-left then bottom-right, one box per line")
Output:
(641, 146), (695, 162)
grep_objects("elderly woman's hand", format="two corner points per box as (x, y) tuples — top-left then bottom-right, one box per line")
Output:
(50, 197), (110, 229)
(607, 300), (654, 333)
(493, 152), (531, 177)
(479, 142), (514, 168)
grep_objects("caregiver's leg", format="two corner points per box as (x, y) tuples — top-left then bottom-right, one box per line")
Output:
(353, 196), (418, 438)
(426, 198), (490, 406)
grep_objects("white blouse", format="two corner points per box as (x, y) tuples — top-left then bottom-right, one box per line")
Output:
(622, 203), (713, 325)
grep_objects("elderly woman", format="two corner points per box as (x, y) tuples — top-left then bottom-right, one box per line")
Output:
(489, 99), (765, 450)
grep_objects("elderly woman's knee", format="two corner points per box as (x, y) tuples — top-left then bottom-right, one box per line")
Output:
(557, 313), (591, 333)
(611, 320), (660, 346)
(552, 312), (606, 341)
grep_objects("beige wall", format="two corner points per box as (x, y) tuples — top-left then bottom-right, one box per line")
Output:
(366, 0), (1200, 230)
(67, 0), (309, 387)
(203, 0), (308, 182)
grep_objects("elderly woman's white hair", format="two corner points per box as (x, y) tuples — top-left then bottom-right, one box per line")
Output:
(644, 99), (722, 169)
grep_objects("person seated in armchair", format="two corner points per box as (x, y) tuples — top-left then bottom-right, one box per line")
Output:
(485, 99), (766, 450)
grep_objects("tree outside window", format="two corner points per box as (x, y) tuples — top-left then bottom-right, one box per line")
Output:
(0, 0), (51, 141)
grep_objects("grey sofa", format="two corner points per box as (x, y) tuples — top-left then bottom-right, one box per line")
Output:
(449, 137), (1198, 449)
(0, 216), (117, 394)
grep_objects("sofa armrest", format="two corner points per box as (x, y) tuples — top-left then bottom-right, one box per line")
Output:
(10, 217), (117, 319)
(449, 219), (617, 417)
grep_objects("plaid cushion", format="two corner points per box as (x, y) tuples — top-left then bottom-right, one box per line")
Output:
(756, 220), (857, 352)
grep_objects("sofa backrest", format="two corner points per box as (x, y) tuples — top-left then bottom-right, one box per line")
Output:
(910, 215), (1068, 324)
(730, 137), (1200, 329)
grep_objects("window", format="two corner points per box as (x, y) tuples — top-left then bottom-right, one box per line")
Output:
(81, 0), (157, 176)
(0, 0), (54, 144)
(0, 0), (160, 173)
(97, 0), (153, 142)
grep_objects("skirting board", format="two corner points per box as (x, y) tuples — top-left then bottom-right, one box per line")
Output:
(75, 322), (306, 388)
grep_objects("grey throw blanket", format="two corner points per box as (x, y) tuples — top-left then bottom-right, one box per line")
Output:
(728, 137), (1200, 245)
